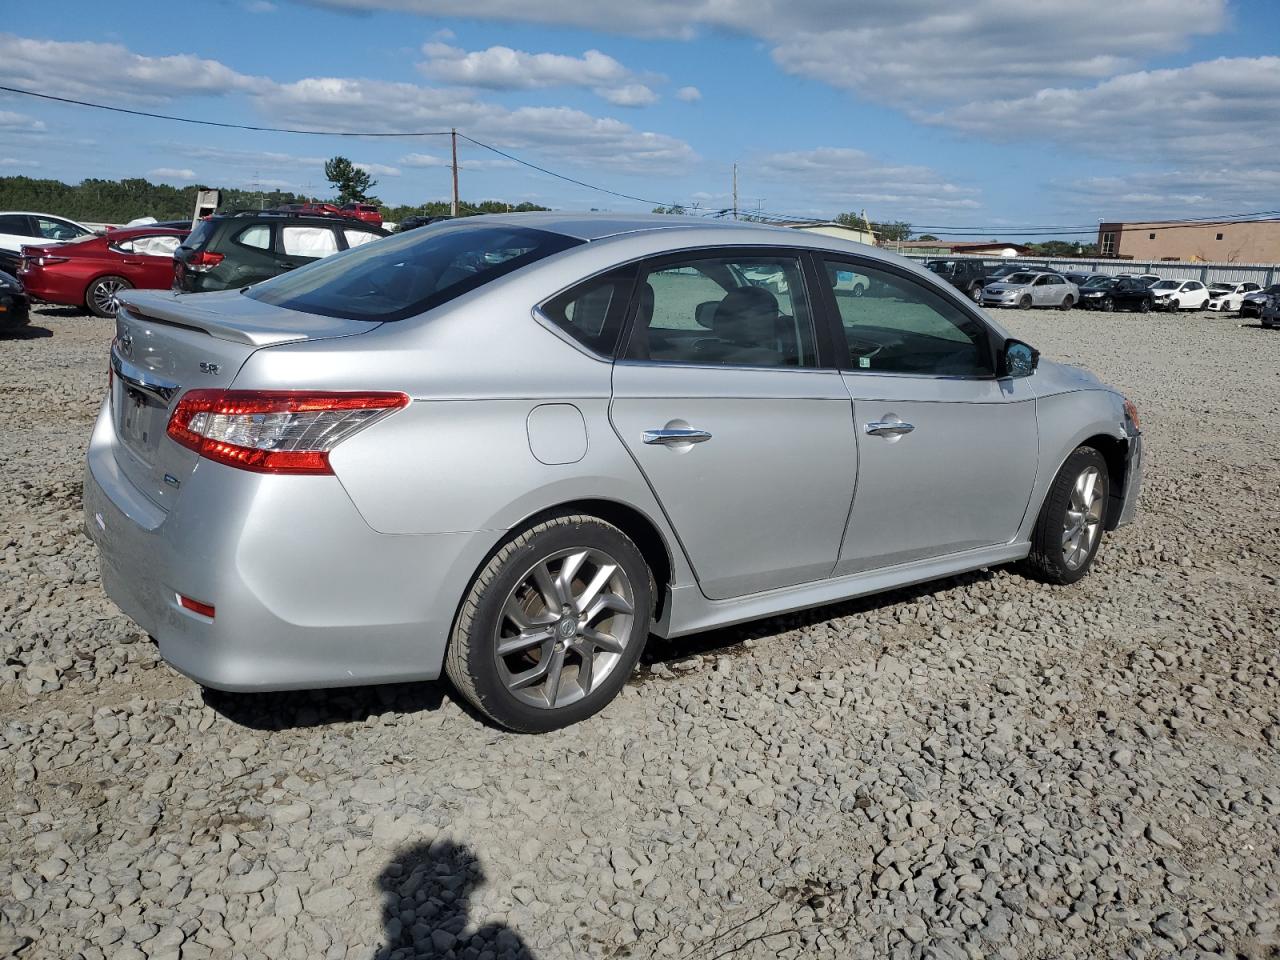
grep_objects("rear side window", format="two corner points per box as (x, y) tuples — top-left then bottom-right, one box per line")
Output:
(540, 267), (635, 356)
(247, 222), (581, 322)
(235, 225), (272, 250)
(344, 229), (379, 249)
(0, 214), (31, 235)
(282, 226), (339, 258)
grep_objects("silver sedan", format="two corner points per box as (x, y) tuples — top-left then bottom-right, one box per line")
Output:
(85, 214), (1142, 731)
(982, 271), (1080, 310)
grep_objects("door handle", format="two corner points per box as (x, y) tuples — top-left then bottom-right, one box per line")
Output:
(643, 428), (712, 446)
(276, 261), (297, 270)
(864, 420), (915, 437)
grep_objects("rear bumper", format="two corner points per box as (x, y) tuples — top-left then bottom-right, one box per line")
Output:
(83, 402), (492, 692)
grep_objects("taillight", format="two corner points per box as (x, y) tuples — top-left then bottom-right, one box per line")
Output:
(185, 250), (224, 273)
(166, 390), (409, 475)
(28, 254), (69, 268)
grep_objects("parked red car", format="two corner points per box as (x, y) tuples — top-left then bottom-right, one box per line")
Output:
(274, 202), (343, 218)
(19, 226), (189, 317)
(339, 202), (383, 226)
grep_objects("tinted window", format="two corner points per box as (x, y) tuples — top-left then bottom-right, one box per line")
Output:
(184, 220), (217, 250)
(248, 222), (581, 322)
(823, 259), (993, 377)
(282, 225), (339, 258)
(541, 267), (634, 356)
(235, 225), (272, 250)
(624, 255), (817, 368)
(0, 214), (31, 235)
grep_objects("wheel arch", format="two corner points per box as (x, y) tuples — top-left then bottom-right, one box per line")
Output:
(510, 498), (675, 620)
(83, 271), (132, 308)
(1077, 433), (1129, 530)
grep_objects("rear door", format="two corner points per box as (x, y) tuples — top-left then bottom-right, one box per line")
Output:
(111, 234), (186, 289)
(815, 255), (1038, 575)
(608, 249), (857, 600)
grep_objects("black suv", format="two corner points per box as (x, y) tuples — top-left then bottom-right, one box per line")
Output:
(173, 211), (387, 293)
(923, 259), (988, 302)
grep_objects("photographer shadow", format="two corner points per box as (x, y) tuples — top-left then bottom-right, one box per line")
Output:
(374, 839), (537, 960)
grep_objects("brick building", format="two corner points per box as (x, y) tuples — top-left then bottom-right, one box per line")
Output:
(1097, 219), (1280, 263)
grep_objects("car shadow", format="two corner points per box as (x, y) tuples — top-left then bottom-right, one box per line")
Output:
(205, 567), (1000, 729)
(30, 305), (88, 319)
(641, 566), (996, 667)
(202, 679), (465, 731)
(373, 840), (537, 959)
(0, 324), (53, 339)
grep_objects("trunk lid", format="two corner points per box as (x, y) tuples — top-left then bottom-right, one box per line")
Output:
(109, 288), (379, 510)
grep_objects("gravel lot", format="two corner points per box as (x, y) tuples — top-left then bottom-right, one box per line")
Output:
(2, 302), (1278, 960)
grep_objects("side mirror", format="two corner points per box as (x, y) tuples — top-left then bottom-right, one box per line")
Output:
(1002, 339), (1039, 378)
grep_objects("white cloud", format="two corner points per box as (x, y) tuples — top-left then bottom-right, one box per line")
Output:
(0, 110), (46, 132)
(0, 157), (40, 167)
(0, 33), (260, 102)
(148, 167), (197, 180)
(756, 147), (981, 215)
(243, 0), (277, 11)
(596, 83), (659, 108)
(1060, 168), (1280, 220)
(399, 152), (516, 170)
(675, 86), (702, 102)
(354, 161), (401, 176)
(419, 42), (664, 108)
(252, 77), (696, 173)
(421, 43), (630, 90)
(930, 57), (1280, 168)
(301, 0), (1226, 104)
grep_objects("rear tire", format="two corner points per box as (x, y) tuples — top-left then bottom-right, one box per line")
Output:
(1020, 447), (1109, 586)
(445, 513), (653, 733)
(86, 275), (133, 318)
(1059, 295), (1074, 311)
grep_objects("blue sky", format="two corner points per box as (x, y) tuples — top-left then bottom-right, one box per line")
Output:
(2, 0), (1278, 238)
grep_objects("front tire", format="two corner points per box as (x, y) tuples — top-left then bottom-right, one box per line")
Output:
(1138, 299), (1151, 314)
(445, 513), (652, 732)
(1021, 447), (1109, 585)
(969, 284), (982, 303)
(86, 275), (133, 318)
(1018, 294), (1033, 309)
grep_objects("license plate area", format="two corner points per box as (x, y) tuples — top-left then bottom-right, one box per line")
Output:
(113, 379), (169, 465)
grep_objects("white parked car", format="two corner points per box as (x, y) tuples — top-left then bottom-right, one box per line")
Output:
(1205, 281), (1261, 312)
(0, 212), (96, 272)
(1149, 278), (1210, 311)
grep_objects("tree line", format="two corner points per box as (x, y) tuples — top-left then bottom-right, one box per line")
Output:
(0, 169), (548, 225)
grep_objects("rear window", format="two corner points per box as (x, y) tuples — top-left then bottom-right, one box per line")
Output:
(246, 222), (582, 322)
(183, 219), (218, 250)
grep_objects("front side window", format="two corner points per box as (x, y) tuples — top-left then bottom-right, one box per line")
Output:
(624, 254), (817, 368)
(823, 258), (994, 377)
(248, 222), (581, 322)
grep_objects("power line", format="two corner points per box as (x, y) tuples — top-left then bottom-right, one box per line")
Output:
(457, 134), (677, 209)
(0, 84), (452, 137)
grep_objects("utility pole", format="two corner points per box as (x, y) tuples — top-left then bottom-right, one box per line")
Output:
(450, 128), (460, 218)
(732, 162), (738, 221)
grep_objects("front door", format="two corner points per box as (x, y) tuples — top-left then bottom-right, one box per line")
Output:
(817, 256), (1039, 575)
(609, 251), (857, 600)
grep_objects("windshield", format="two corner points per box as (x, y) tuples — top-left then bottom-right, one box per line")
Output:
(1083, 277), (1114, 288)
(247, 222), (582, 322)
(1151, 280), (1179, 290)
(1208, 284), (1233, 292)
(1002, 273), (1035, 284)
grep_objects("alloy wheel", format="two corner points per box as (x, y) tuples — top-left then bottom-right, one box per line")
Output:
(1062, 466), (1104, 570)
(493, 548), (635, 710)
(91, 279), (126, 316)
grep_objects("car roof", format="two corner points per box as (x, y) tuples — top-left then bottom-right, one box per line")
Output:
(471, 211), (795, 242)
